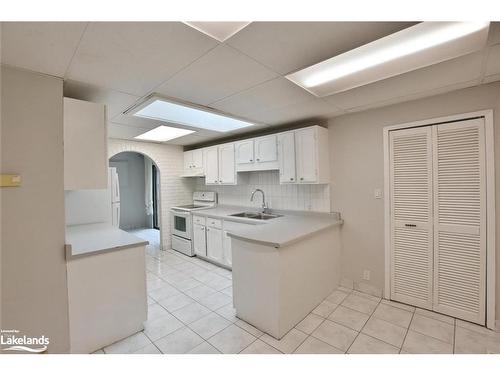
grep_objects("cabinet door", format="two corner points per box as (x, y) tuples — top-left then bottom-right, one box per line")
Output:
(255, 135), (277, 163)
(223, 230), (232, 267)
(184, 151), (193, 172)
(389, 126), (434, 310)
(432, 119), (486, 324)
(218, 144), (236, 184)
(64, 98), (107, 190)
(295, 127), (318, 183)
(235, 140), (254, 165)
(193, 224), (207, 257)
(206, 227), (223, 263)
(192, 149), (203, 170)
(204, 147), (219, 184)
(278, 132), (296, 183)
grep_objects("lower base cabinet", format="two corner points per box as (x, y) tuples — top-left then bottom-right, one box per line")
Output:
(223, 230), (232, 267)
(193, 223), (206, 257)
(206, 226), (223, 264)
(192, 218), (257, 269)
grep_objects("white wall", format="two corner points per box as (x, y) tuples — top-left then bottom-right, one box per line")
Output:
(195, 170), (331, 212)
(110, 152), (147, 230)
(1, 66), (70, 352)
(328, 81), (500, 320)
(108, 139), (194, 249)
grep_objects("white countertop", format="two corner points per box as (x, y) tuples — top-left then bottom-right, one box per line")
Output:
(65, 223), (149, 260)
(192, 205), (343, 248)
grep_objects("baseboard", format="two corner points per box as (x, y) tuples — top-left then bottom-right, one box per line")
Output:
(339, 277), (383, 299)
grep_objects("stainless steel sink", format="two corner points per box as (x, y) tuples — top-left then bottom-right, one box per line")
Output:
(230, 212), (283, 220)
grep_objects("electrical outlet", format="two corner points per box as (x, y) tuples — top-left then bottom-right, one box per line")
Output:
(374, 189), (383, 199)
(363, 270), (371, 281)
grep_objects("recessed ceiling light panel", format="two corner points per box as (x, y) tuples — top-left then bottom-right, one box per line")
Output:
(183, 21), (251, 42)
(286, 22), (490, 97)
(134, 125), (195, 142)
(129, 96), (255, 133)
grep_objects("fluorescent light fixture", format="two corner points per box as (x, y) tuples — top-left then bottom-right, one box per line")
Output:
(183, 22), (251, 42)
(286, 22), (490, 97)
(134, 125), (194, 142)
(130, 96), (254, 133)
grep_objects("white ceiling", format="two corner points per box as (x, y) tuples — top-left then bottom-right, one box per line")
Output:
(1, 21), (499, 146)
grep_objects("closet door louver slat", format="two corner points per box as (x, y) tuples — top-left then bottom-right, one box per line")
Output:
(432, 119), (486, 324)
(389, 127), (434, 309)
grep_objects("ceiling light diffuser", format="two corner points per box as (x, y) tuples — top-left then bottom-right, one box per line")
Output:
(129, 96), (254, 133)
(134, 126), (194, 142)
(286, 22), (490, 97)
(183, 22), (251, 42)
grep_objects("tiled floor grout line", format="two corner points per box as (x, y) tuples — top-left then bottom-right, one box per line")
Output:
(398, 310), (415, 354)
(345, 296), (382, 354)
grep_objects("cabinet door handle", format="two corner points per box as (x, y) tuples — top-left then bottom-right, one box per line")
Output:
(405, 224), (417, 227)
(300, 177), (304, 181)
(256, 158), (260, 161)
(290, 177), (294, 181)
(249, 159), (253, 162)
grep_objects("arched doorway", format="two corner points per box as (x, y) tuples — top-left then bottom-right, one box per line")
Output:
(109, 151), (162, 254)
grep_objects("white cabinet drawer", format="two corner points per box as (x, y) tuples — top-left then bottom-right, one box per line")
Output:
(206, 218), (222, 229)
(193, 215), (206, 225)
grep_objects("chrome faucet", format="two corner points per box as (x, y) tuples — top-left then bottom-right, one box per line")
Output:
(250, 189), (270, 214)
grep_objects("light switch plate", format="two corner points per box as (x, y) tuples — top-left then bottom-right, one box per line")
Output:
(374, 188), (383, 199)
(1, 174), (21, 187)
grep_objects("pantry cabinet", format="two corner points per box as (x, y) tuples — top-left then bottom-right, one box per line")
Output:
(64, 97), (107, 190)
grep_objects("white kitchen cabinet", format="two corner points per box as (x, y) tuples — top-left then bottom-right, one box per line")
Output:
(294, 126), (330, 184)
(64, 97), (107, 190)
(204, 147), (219, 184)
(206, 226), (223, 264)
(204, 144), (236, 185)
(223, 230), (232, 267)
(193, 223), (207, 257)
(255, 135), (278, 163)
(183, 149), (203, 176)
(235, 140), (254, 165)
(218, 143), (236, 185)
(278, 131), (296, 183)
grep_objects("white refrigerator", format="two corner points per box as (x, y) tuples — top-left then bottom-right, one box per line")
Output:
(109, 167), (120, 227)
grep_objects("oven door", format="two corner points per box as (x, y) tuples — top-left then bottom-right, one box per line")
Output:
(170, 209), (192, 240)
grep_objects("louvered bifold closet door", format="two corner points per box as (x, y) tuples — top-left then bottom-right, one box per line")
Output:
(390, 127), (434, 309)
(432, 119), (486, 324)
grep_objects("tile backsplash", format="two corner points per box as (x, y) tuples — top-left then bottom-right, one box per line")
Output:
(195, 170), (331, 212)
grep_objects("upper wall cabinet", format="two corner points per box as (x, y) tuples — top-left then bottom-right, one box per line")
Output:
(235, 135), (279, 172)
(203, 144), (236, 185)
(183, 149), (204, 176)
(278, 131), (296, 183)
(294, 126), (330, 184)
(64, 98), (107, 190)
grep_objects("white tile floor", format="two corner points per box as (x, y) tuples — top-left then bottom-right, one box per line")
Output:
(97, 246), (500, 354)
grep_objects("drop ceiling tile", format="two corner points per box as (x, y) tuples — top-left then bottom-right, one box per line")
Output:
(108, 123), (153, 139)
(226, 22), (416, 75)
(1, 22), (87, 77)
(252, 98), (343, 125)
(211, 77), (316, 120)
(166, 133), (218, 146)
(484, 44), (500, 77)
(64, 80), (141, 119)
(324, 51), (484, 111)
(66, 22), (218, 96)
(156, 45), (278, 105)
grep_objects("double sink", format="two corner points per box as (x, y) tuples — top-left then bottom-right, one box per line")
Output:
(230, 212), (283, 221)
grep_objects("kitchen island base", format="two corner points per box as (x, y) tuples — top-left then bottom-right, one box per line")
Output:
(232, 225), (341, 339)
(66, 245), (147, 353)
